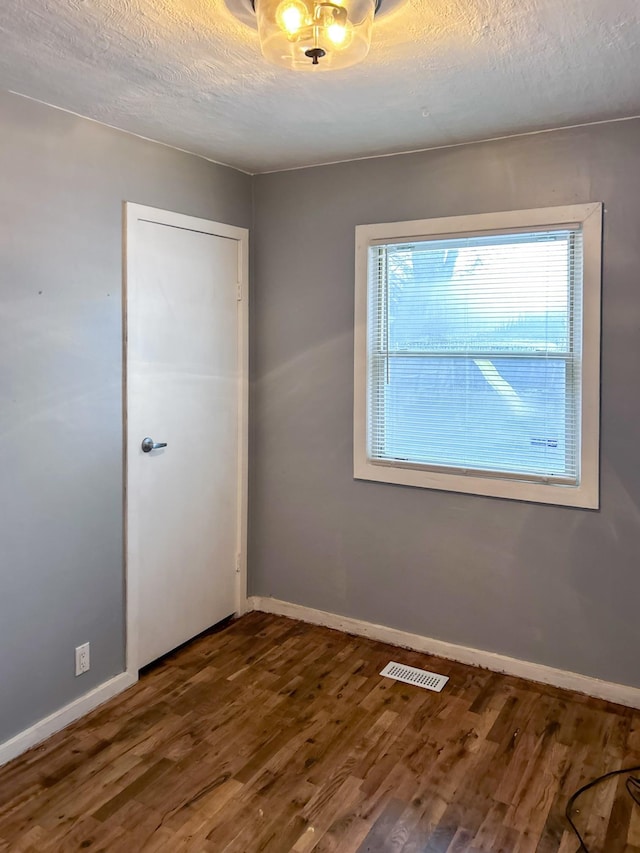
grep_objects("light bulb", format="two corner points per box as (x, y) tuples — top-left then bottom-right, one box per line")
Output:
(276, 1), (307, 36)
(254, 0), (377, 71)
(326, 22), (347, 45)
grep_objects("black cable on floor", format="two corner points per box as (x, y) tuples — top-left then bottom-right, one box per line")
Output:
(566, 764), (640, 852)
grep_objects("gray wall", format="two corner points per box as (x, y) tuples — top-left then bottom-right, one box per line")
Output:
(251, 120), (640, 687)
(0, 91), (251, 744)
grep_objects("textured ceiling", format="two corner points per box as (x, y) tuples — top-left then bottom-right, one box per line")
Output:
(0, 0), (638, 173)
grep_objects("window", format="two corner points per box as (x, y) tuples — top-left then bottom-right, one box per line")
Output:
(354, 205), (602, 508)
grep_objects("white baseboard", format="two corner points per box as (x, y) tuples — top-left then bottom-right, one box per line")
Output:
(248, 596), (640, 710)
(0, 672), (138, 768)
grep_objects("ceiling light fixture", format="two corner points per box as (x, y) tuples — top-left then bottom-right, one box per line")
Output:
(250, 0), (383, 71)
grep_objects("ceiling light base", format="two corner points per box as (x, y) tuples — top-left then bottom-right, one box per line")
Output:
(224, 0), (405, 32)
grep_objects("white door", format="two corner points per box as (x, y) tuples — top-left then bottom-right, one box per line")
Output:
(125, 204), (248, 670)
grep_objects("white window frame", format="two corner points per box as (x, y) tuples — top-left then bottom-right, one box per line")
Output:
(354, 204), (602, 509)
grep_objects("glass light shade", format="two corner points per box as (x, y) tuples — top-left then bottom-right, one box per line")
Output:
(254, 0), (377, 71)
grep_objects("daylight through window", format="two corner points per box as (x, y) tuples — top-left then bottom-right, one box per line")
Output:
(354, 206), (602, 507)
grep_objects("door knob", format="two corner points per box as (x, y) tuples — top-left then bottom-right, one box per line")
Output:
(141, 437), (168, 453)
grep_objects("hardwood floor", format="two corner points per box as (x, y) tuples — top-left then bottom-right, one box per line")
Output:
(1, 611), (639, 852)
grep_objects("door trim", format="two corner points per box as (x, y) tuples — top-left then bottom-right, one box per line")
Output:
(123, 202), (249, 677)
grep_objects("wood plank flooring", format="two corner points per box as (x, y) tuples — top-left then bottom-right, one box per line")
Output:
(1, 611), (639, 852)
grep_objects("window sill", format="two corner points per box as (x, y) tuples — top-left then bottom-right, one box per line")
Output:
(353, 456), (599, 509)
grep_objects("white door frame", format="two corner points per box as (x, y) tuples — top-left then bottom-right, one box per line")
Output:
(123, 202), (249, 678)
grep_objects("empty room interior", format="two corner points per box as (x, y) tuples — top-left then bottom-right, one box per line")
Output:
(1, 0), (640, 850)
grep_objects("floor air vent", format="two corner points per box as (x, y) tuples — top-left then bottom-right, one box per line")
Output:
(380, 661), (449, 692)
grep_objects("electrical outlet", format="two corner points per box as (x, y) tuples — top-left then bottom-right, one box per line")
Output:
(75, 643), (90, 676)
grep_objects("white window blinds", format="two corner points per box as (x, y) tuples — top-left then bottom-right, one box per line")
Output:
(367, 228), (584, 485)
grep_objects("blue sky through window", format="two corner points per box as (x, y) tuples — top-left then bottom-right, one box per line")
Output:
(372, 231), (579, 479)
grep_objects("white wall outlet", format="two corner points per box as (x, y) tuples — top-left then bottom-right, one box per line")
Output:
(75, 643), (90, 676)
